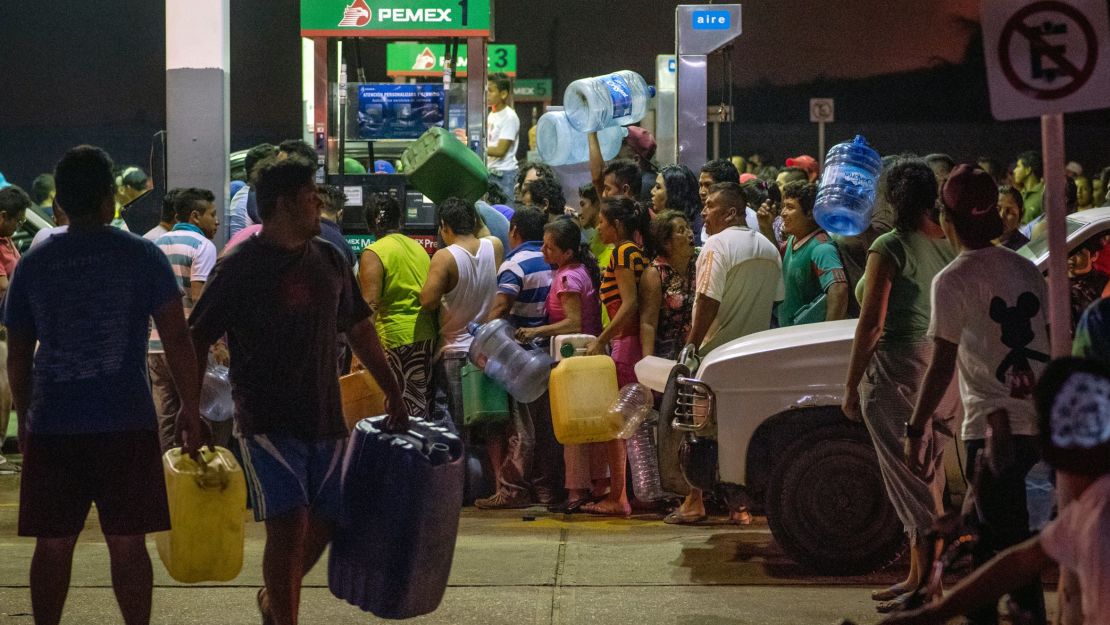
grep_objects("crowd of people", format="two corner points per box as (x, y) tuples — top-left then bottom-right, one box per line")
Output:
(1, 93), (1109, 622)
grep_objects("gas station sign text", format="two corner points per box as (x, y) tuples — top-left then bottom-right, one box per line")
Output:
(302, 0), (491, 37)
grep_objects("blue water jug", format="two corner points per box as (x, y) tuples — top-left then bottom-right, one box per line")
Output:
(813, 135), (882, 236)
(563, 70), (656, 133)
(467, 320), (553, 403)
(329, 416), (464, 619)
(536, 110), (627, 166)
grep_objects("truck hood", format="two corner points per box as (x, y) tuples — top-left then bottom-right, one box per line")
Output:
(696, 319), (858, 401)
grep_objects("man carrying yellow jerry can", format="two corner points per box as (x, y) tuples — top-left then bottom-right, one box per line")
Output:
(6, 145), (206, 625)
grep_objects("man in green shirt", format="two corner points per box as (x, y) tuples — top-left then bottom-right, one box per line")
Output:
(778, 181), (849, 326)
(1014, 150), (1044, 224)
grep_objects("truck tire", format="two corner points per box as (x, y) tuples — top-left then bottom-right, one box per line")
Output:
(766, 424), (904, 575)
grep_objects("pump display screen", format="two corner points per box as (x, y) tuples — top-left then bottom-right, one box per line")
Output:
(353, 83), (445, 140)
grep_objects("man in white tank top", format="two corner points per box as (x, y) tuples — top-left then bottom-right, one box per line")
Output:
(420, 198), (503, 430)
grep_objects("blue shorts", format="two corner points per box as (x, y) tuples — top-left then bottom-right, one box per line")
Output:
(237, 434), (346, 522)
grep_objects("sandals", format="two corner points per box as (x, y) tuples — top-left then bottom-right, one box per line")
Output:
(663, 510), (708, 525)
(875, 590), (917, 614)
(871, 583), (910, 602)
(548, 493), (605, 514)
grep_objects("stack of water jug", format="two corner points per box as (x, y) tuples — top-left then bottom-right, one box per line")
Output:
(537, 70), (655, 166)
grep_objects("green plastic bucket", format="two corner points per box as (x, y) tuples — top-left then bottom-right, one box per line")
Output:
(461, 363), (510, 428)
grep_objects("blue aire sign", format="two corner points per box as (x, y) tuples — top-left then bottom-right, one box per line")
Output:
(692, 10), (731, 30)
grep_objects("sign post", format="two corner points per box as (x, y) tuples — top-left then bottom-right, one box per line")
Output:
(982, 2), (1110, 622)
(809, 98), (834, 172)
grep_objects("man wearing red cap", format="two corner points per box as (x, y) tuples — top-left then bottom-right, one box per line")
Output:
(785, 155), (819, 182)
(905, 164), (1049, 625)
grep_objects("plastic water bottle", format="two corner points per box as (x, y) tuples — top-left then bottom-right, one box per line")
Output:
(467, 321), (553, 403)
(563, 70), (656, 133)
(536, 111), (627, 166)
(609, 383), (654, 439)
(200, 360), (234, 423)
(813, 135), (882, 236)
(626, 418), (669, 502)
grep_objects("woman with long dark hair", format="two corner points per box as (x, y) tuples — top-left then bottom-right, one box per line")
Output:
(517, 218), (607, 511)
(584, 197), (650, 517)
(842, 158), (958, 611)
(651, 164), (702, 240)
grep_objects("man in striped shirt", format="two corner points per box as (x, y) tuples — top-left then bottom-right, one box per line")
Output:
(149, 188), (219, 451)
(476, 207), (563, 508)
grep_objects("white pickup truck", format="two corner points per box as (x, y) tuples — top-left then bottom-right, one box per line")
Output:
(667, 207), (1110, 574)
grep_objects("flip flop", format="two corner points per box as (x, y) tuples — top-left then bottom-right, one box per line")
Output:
(875, 591), (916, 614)
(871, 584), (910, 601)
(582, 501), (632, 518)
(549, 493), (606, 514)
(663, 510), (708, 525)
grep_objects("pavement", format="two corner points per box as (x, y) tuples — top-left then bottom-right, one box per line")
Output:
(0, 466), (1058, 625)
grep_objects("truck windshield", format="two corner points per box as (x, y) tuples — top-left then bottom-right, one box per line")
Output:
(1017, 215), (1085, 263)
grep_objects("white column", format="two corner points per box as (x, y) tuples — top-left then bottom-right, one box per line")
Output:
(166, 0), (231, 248)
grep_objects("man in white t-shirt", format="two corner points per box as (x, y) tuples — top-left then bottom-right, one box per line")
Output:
(906, 164), (1048, 625)
(486, 73), (520, 201)
(665, 181), (783, 525)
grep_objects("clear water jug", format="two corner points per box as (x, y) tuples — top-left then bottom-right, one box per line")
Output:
(813, 135), (882, 236)
(563, 70), (656, 133)
(467, 320), (553, 403)
(156, 447), (247, 583)
(549, 355), (620, 444)
(199, 359), (233, 423)
(536, 111), (627, 166)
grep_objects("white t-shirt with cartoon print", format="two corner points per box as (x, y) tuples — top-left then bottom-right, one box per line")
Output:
(928, 245), (1049, 439)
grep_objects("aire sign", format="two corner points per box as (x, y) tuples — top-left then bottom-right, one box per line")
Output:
(301, 0), (491, 38)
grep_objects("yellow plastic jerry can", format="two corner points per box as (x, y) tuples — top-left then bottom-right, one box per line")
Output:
(156, 446), (247, 583)
(548, 355), (622, 444)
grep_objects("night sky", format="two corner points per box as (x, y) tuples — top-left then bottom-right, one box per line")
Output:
(1, 0), (1106, 187)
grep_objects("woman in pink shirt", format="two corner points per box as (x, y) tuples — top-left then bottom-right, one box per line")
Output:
(516, 219), (606, 512)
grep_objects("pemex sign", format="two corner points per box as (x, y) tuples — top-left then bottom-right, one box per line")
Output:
(301, 0), (491, 37)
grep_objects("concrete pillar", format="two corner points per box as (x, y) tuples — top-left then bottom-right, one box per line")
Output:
(166, 0), (230, 248)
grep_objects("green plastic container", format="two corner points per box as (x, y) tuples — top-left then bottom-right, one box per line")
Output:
(461, 363), (510, 428)
(401, 127), (489, 205)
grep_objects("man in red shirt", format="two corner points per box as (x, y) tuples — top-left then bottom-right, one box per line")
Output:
(0, 185), (29, 474)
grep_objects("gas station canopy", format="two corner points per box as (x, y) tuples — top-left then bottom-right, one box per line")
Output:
(300, 0), (491, 38)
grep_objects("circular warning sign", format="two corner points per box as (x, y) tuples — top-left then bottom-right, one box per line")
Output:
(999, 1), (1098, 100)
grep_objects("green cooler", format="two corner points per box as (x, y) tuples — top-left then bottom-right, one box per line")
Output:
(401, 127), (489, 205)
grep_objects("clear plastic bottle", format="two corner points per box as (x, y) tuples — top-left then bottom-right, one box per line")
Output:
(610, 383), (654, 439)
(536, 110), (627, 166)
(563, 70), (656, 133)
(199, 360), (233, 423)
(467, 320), (553, 403)
(626, 418), (668, 502)
(813, 135), (882, 236)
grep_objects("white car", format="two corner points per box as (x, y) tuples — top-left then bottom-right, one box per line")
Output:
(668, 207), (1110, 574)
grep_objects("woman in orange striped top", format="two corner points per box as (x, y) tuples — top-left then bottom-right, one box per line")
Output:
(585, 196), (650, 517)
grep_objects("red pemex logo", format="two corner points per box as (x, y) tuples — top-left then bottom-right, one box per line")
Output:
(339, 0), (372, 27)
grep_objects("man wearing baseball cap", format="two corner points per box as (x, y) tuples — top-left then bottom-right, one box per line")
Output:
(785, 155), (819, 182)
(903, 164), (1049, 624)
(884, 357), (1110, 625)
